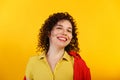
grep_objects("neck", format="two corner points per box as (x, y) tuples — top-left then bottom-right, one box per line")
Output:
(46, 45), (65, 59)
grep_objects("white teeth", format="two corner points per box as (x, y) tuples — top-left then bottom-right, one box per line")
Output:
(58, 37), (66, 41)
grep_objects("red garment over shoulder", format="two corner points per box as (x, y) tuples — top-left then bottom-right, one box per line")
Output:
(69, 51), (91, 80)
(24, 76), (26, 80)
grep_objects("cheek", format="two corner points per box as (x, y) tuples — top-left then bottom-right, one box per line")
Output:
(68, 35), (73, 41)
(70, 34), (73, 39)
(50, 30), (56, 36)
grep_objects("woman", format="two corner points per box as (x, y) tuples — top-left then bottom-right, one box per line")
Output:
(24, 12), (91, 80)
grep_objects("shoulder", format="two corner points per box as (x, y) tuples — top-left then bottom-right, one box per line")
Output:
(29, 56), (39, 61)
(31, 51), (45, 59)
(27, 52), (44, 64)
(76, 54), (90, 69)
(26, 56), (39, 66)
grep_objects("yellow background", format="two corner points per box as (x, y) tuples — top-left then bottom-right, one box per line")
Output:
(0, 0), (120, 80)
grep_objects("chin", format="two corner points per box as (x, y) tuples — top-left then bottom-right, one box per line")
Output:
(57, 44), (68, 49)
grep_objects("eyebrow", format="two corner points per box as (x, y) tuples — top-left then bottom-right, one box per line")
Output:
(56, 24), (63, 27)
(56, 24), (72, 29)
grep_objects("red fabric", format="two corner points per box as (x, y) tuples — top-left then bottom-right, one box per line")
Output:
(24, 76), (26, 80)
(69, 51), (91, 80)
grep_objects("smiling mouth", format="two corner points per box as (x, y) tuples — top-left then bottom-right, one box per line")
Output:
(57, 37), (67, 42)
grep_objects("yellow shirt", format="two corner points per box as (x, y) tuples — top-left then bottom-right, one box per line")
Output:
(25, 51), (74, 80)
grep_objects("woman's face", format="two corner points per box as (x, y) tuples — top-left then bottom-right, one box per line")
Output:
(49, 20), (73, 49)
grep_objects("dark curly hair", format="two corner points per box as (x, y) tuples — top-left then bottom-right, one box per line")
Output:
(37, 12), (80, 53)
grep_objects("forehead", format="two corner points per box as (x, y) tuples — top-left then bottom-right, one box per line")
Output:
(56, 20), (72, 28)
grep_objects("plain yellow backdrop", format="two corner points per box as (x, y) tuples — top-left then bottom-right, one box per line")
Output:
(0, 0), (120, 80)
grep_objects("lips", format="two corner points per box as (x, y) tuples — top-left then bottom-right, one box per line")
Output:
(57, 36), (67, 42)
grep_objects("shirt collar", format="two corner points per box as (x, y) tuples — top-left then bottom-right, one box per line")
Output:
(38, 51), (46, 59)
(62, 51), (72, 61)
(38, 51), (72, 61)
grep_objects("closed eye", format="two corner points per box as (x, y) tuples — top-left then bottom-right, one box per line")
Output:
(55, 24), (63, 29)
(56, 27), (62, 29)
(67, 29), (72, 33)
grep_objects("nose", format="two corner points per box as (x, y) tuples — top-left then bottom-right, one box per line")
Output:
(62, 29), (67, 36)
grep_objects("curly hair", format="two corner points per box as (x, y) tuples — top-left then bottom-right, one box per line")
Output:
(37, 12), (80, 53)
